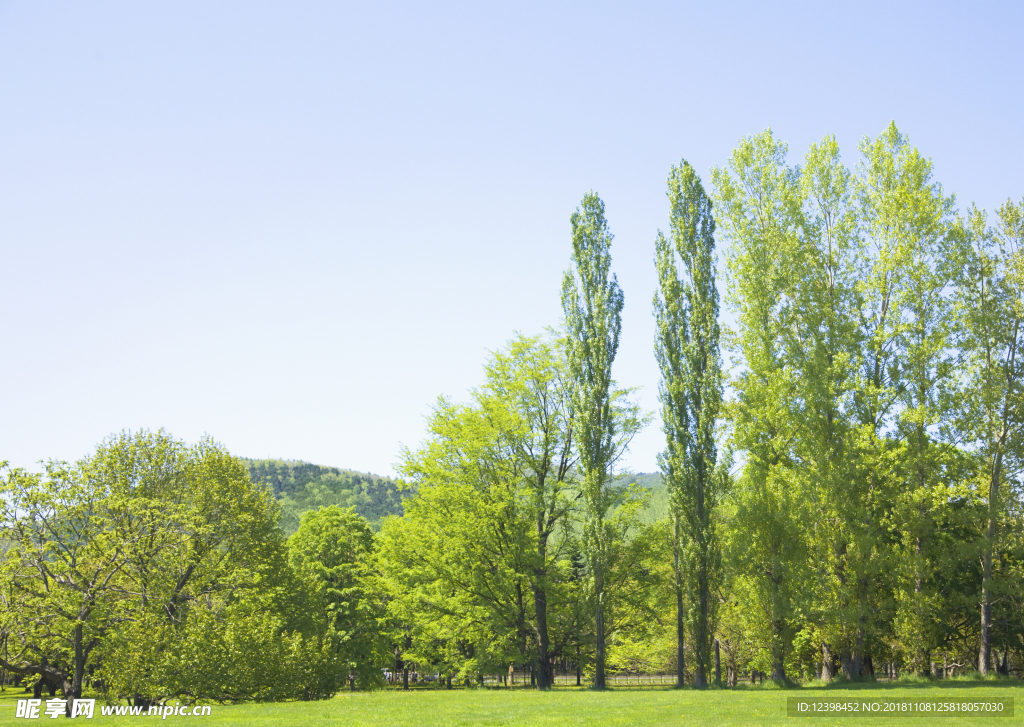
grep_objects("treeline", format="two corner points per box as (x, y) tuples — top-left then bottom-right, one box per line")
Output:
(240, 458), (408, 533)
(2, 123), (1021, 708)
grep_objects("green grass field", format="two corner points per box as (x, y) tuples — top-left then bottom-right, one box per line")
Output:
(1, 681), (1022, 726)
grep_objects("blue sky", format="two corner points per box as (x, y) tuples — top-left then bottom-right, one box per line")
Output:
(2, 1), (1021, 477)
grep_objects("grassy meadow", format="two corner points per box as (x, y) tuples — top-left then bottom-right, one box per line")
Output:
(1, 681), (1022, 726)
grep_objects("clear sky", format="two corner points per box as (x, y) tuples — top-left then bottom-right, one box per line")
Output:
(2, 1), (1022, 478)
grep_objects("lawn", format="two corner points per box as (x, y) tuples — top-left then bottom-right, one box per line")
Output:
(1, 681), (1021, 726)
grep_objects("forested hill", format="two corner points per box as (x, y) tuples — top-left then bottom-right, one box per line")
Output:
(240, 458), (409, 534)
(630, 472), (667, 523)
(242, 457), (664, 535)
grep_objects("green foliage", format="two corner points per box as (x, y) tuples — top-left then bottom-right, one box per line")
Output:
(0, 431), (352, 707)
(562, 191), (647, 689)
(287, 506), (387, 690)
(654, 158), (725, 688)
(5, 123), (1024, 705)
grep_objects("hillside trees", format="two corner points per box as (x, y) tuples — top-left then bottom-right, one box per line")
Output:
(243, 459), (407, 534)
(654, 159), (724, 688)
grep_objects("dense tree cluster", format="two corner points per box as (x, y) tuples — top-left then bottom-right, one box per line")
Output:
(0, 433), (387, 713)
(710, 124), (1023, 683)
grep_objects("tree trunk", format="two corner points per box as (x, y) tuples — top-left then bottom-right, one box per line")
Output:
(840, 651), (861, 681)
(402, 634), (411, 690)
(532, 581), (552, 689)
(595, 563), (606, 689)
(674, 520), (685, 688)
(67, 622), (85, 717)
(693, 463), (710, 690)
(821, 642), (834, 681)
(714, 639), (721, 686)
(770, 625), (786, 681)
(980, 451), (1003, 676)
(532, 521), (553, 690)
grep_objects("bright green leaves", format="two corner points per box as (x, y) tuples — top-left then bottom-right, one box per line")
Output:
(378, 334), (590, 684)
(0, 430), (326, 704)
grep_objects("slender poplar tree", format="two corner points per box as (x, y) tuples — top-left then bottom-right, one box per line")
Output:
(561, 191), (624, 690)
(654, 160), (723, 688)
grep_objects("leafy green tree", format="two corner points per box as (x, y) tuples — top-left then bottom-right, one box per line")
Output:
(713, 130), (809, 681)
(787, 136), (872, 680)
(378, 397), (535, 682)
(856, 123), (958, 674)
(0, 431), (332, 707)
(482, 335), (580, 688)
(94, 432), (298, 703)
(288, 506), (386, 689)
(0, 460), (131, 715)
(954, 199), (1024, 674)
(561, 191), (634, 689)
(654, 159), (724, 688)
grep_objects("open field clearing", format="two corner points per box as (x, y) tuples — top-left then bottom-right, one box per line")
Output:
(2, 682), (1023, 726)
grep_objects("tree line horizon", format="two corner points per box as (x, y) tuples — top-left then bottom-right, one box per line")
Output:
(1, 121), (1021, 711)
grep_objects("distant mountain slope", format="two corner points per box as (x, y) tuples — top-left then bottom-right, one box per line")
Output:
(627, 472), (668, 523)
(240, 458), (409, 535)
(243, 457), (666, 536)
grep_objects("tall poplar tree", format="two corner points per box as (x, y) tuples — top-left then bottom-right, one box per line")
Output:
(712, 130), (807, 681)
(561, 191), (625, 690)
(856, 123), (957, 674)
(955, 200), (1024, 674)
(790, 137), (869, 680)
(654, 160), (723, 688)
